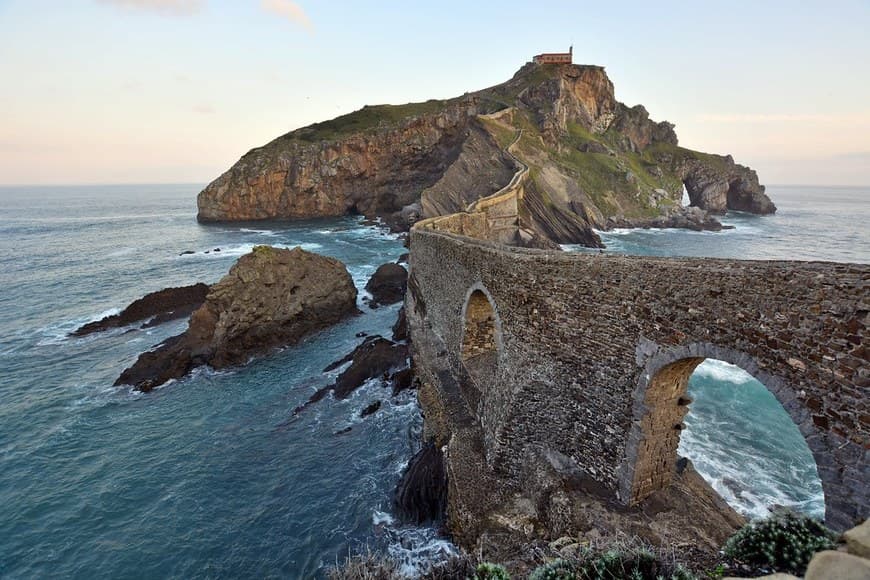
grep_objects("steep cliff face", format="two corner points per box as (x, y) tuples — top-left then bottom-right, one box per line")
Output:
(198, 62), (775, 245)
(198, 103), (479, 224)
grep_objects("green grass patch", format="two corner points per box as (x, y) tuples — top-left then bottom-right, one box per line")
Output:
(264, 99), (451, 147)
(479, 117), (517, 150)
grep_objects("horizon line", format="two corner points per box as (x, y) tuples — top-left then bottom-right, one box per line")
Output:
(0, 182), (868, 189)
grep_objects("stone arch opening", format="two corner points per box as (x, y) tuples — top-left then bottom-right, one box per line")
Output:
(620, 344), (829, 524)
(460, 286), (501, 389)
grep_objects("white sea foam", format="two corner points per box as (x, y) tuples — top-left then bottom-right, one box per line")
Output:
(384, 525), (458, 578)
(692, 359), (755, 384)
(239, 228), (277, 236)
(176, 242), (324, 259)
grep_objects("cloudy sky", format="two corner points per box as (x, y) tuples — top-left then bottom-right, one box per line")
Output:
(1, 0), (868, 186)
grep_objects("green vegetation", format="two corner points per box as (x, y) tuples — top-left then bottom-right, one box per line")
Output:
(266, 99), (451, 147)
(479, 117), (519, 151)
(526, 545), (698, 580)
(529, 558), (577, 580)
(472, 562), (511, 580)
(642, 143), (732, 175)
(723, 509), (837, 575)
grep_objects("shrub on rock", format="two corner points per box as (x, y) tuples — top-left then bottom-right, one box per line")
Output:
(723, 508), (837, 575)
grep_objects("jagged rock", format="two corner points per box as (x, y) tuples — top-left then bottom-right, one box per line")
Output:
(331, 336), (407, 398)
(364, 263), (407, 307)
(393, 443), (447, 524)
(297, 335), (409, 414)
(389, 367), (414, 396)
(72, 283), (209, 337)
(651, 149), (776, 215)
(360, 400), (381, 418)
(392, 306), (408, 342)
(115, 246), (357, 391)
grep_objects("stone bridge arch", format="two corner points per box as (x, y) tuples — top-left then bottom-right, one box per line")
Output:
(459, 283), (503, 388)
(617, 341), (861, 530)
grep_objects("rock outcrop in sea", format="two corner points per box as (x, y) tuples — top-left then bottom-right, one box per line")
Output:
(364, 263), (408, 307)
(197, 62), (775, 247)
(72, 283), (209, 336)
(115, 246), (357, 391)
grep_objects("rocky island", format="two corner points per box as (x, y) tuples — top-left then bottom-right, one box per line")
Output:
(197, 61), (775, 248)
(115, 246), (358, 391)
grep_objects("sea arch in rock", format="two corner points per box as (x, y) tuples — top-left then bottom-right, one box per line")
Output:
(618, 342), (832, 522)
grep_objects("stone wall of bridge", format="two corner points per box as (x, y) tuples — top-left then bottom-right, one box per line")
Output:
(407, 226), (868, 530)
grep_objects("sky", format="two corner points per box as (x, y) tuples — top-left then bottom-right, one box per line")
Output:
(0, 0), (868, 186)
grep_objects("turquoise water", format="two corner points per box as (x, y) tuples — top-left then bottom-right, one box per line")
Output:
(0, 184), (866, 577)
(565, 185), (870, 520)
(0, 185), (449, 578)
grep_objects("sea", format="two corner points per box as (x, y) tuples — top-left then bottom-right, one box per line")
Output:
(0, 184), (866, 578)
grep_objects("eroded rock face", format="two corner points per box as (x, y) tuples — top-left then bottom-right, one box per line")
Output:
(115, 246), (358, 391)
(653, 150), (776, 215)
(197, 105), (479, 224)
(72, 283), (209, 336)
(393, 443), (448, 524)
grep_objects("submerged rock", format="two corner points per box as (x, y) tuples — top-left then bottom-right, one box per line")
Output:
(360, 400), (381, 418)
(115, 246), (358, 391)
(393, 443), (448, 524)
(72, 283), (209, 337)
(364, 263), (407, 307)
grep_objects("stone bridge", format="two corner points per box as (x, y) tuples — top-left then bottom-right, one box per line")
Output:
(406, 224), (868, 533)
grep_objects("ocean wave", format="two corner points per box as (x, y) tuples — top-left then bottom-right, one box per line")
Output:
(371, 511), (458, 578)
(239, 228), (278, 236)
(175, 242), (324, 259)
(36, 307), (120, 346)
(692, 359), (755, 384)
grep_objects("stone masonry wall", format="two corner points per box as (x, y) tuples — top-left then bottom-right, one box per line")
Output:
(408, 227), (868, 531)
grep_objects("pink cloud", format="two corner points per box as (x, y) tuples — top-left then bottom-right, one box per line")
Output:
(260, 0), (313, 31)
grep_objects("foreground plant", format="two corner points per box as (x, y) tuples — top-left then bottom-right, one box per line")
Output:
(723, 508), (837, 575)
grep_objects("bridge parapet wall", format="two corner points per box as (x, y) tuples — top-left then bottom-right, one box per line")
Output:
(408, 226), (868, 530)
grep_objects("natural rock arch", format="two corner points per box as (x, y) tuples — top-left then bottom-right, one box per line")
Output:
(618, 343), (837, 524)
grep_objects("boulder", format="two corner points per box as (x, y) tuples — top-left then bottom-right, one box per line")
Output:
(805, 550), (870, 580)
(72, 283), (209, 336)
(844, 519), (870, 559)
(364, 263), (407, 307)
(115, 246), (358, 391)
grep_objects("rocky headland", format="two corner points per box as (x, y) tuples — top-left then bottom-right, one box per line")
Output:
(197, 62), (775, 247)
(115, 246), (357, 391)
